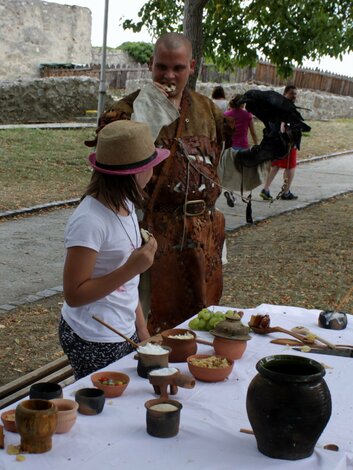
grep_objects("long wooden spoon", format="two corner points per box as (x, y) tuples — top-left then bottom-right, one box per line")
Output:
(250, 325), (318, 344)
(92, 315), (140, 349)
(291, 326), (336, 349)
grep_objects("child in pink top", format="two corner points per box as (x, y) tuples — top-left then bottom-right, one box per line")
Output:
(224, 94), (258, 150)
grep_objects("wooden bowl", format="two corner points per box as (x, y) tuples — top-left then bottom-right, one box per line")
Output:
(161, 328), (197, 362)
(187, 354), (234, 382)
(1, 409), (17, 433)
(50, 399), (78, 434)
(91, 371), (129, 398)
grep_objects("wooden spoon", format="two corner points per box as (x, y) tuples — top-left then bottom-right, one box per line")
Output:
(195, 337), (213, 347)
(250, 325), (317, 344)
(291, 326), (336, 349)
(92, 315), (140, 349)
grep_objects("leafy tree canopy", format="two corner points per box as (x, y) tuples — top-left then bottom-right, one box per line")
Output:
(123, 0), (353, 77)
(118, 42), (154, 64)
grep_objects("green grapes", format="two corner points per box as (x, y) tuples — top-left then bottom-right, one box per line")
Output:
(188, 308), (226, 331)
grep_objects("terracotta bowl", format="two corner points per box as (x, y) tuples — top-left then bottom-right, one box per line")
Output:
(1, 409), (17, 433)
(50, 399), (78, 434)
(161, 328), (197, 362)
(91, 371), (130, 398)
(213, 337), (247, 360)
(187, 354), (234, 382)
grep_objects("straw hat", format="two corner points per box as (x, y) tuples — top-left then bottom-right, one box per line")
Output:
(88, 120), (170, 175)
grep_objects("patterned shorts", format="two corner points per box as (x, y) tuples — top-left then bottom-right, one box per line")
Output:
(59, 317), (138, 380)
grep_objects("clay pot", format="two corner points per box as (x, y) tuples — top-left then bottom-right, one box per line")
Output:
(187, 354), (234, 382)
(16, 399), (57, 453)
(29, 382), (63, 400)
(145, 398), (182, 438)
(213, 336), (247, 360)
(75, 388), (105, 415)
(1, 409), (17, 433)
(91, 371), (130, 398)
(246, 354), (332, 460)
(50, 399), (78, 434)
(161, 329), (197, 362)
(136, 346), (172, 379)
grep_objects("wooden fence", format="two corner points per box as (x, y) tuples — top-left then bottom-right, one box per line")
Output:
(202, 61), (353, 97)
(40, 61), (353, 97)
(40, 63), (151, 89)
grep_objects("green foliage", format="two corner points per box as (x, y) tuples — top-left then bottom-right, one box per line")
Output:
(119, 42), (154, 64)
(122, 0), (353, 77)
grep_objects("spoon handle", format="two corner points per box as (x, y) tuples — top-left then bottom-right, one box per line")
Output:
(92, 315), (140, 349)
(195, 337), (214, 346)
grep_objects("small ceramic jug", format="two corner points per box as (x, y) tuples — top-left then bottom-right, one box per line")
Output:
(16, 399), (57, 453)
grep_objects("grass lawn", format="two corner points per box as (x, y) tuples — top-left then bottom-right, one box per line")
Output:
(1, 119), (352, 211)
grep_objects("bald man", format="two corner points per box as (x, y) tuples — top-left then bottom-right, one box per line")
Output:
(89, 33), (225, 334)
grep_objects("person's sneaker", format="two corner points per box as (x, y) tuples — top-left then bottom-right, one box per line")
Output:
(281, 191), (298, 200)
(259, 189), (273, 201)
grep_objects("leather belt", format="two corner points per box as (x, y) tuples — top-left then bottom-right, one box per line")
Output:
(154, 200), (215, 216)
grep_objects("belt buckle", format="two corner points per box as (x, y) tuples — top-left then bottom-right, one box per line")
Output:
(183, 199), (206, 216)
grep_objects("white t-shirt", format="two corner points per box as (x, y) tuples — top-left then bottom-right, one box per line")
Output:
(61, 196), (142, 342)
(213, 99), (228, 113)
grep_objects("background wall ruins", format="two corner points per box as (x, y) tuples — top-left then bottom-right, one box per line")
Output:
(126, 80), (353, 121)
(0, 77), (114, 124)
(0, 0), (92, 80)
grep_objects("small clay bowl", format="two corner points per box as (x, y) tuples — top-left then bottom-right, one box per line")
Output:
(1, 409), (17, 433)
(161, 328), (197, 363)
(50, 399), (78, 434)
(145, 398), (182, 438)
(75, 388), (105, 415)
(29, 382), (63, 400)
(91, 371), (130, 398)
(213, 336), (247, 360)
(187, 354), (234, 382)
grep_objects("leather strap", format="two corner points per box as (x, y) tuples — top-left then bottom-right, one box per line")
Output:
(145, 93), (189, 214)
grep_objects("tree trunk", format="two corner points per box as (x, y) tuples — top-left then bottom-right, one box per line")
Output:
(183, 0), (208, 90)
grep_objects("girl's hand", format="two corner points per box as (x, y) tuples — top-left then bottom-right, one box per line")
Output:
(126, 236), (158, 275)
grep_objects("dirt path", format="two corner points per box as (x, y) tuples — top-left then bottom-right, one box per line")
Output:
(1, 193), (352, 386)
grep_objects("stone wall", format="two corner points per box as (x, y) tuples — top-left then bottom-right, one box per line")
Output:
(0, 0), (92, 80)
(0, 77), (114, 124)
(91, 48), (137, 66)
(126, 80), (353, 120)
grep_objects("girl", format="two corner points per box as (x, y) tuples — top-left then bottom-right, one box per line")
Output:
(224, 94), (258, 151)
(59, 120), (170, 380)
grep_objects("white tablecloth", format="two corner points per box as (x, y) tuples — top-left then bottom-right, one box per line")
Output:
(1, 304), (353, 470)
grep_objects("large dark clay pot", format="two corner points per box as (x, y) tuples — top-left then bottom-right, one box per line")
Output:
(246, 355), (331, 460)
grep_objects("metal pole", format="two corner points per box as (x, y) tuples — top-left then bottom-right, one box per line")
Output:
(97, 0), (109, 125)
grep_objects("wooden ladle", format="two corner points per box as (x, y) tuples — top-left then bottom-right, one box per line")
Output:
(92, 315), (140, 349)
(250, 325), (318, 345)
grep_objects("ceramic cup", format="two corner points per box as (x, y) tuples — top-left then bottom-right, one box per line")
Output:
(50, 398), (78, 433)
(145, 398), (182, 438)
(16, 399), (57, 453)
(75, 388), (105, 415)
(29, 382), (63, 400)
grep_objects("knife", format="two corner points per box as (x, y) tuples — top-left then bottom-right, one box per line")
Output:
(292, 347), (353, 357)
